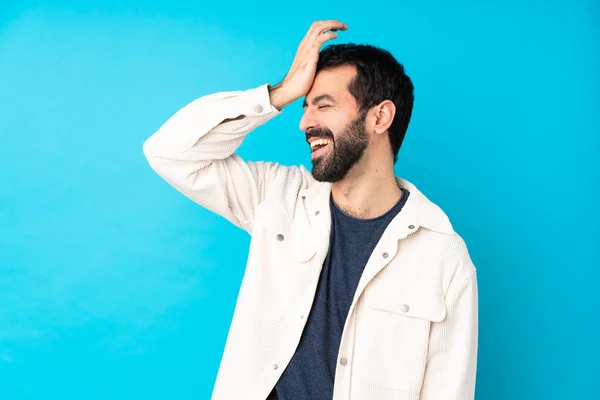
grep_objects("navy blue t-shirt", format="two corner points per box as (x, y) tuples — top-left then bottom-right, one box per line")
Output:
(268, 188), (409, 400)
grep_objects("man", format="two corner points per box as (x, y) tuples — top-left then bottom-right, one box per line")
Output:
(143, 20), (478, 400)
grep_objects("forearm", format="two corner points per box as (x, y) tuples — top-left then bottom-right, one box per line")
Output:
(142, 84), (283, 231)
(143, 84), (279, 163)
(268, 82), (296, 111)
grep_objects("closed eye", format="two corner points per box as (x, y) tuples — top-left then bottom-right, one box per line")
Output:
(318, 105), (331, 109)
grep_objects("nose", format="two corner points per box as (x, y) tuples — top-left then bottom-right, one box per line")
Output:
(299, 109), (319, 133)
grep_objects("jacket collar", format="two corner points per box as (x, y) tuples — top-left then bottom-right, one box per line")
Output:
(298, 166), (455, 237)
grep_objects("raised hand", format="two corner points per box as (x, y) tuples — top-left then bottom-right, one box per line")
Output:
(269, 20), (348, 110)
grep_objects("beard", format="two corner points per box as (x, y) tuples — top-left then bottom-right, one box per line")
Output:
(308, 111), (369, 183)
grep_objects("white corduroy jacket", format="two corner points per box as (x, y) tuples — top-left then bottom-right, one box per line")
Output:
(143, 84), (478, 400)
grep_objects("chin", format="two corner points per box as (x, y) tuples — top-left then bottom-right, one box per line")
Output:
(311, 164), (345, 183)
(310, 158), (329, 182)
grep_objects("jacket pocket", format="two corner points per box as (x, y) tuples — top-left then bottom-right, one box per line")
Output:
(255, 199), (317, 263)
(245, 199), (317, 323)
(354, 281), (446, 392)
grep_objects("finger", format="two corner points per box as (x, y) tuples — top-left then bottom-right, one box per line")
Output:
(309, 20), (347, 39)
(308, 26), (344, 48)
(314, 31), (338, 46)
(303, 20), (331, 40)
(299, 21), (345, 52)
(313, 20), (347, 31)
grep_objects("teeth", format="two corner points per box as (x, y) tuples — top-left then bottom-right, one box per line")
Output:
(310, 139), (332, 149)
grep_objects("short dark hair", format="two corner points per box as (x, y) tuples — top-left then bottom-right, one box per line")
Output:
(316, 43), (414, 163)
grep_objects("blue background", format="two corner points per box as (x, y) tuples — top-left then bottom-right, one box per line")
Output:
(1, 0), (598, 399)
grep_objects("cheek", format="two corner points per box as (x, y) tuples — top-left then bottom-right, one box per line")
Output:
(324, 113), (349, 133)
(327, 125), (346, 144)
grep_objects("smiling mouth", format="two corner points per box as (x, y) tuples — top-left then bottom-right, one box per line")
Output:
(310, 138), (333, 152)
(310, 138), (333, 161)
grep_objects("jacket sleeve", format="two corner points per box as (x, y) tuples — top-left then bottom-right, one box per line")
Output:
(142, 84), (300, 233)
(420, 268), (479, 399)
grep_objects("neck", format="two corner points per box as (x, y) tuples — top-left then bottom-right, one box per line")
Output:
(330, 156), (402, 219)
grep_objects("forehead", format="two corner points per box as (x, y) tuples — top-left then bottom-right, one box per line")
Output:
(305, 65), (357, 104)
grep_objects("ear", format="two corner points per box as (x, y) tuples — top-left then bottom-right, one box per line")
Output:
(371, 100), (396, 134)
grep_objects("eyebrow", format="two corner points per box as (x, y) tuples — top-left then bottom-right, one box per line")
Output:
(302, 94), (336, 109)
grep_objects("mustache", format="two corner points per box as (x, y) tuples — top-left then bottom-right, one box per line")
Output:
(305, 128), (334, 142)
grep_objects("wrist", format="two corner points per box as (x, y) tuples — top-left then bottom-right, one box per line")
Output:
(268, 81), (295, 111)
